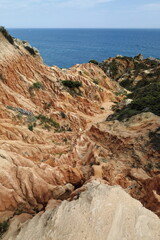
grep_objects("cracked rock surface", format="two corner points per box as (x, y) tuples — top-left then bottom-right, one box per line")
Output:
(2, 181), (160, 240)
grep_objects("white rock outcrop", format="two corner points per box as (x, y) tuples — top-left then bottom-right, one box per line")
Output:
(2, 181), (160, 240)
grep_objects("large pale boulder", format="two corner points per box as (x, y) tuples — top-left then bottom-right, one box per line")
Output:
(2, 181), (160, 240)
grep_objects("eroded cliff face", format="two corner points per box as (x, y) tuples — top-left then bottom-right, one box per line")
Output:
(0, 29), (120, 222)
(0, 28), (160, 237)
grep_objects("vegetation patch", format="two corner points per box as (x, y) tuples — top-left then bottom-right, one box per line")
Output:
(30, 82), (43, 90)
(62, 80), (82, 89)
(60, 112), (66, 118)
(129, 82), (160, 115)
(116, 109), (140, 121)
(134, 61), (149, 71)
(117, 56), (133, 61)
(24, 46), (36, 56)
(0, 221), (9, 238)
(93, 79), (99, 85)
(0, 26), (14, 44)
(28, 124), (35, 131)
(109, 59), (118, 76)
(61, 80), (82, 97)
(149, 127), (160, 152)
(89, 59), (99, 65)
(29, 82), (44, 95)
(120, 79), (134, 90)
(36, 114), (60, 129)
(110, 80), (160, 121)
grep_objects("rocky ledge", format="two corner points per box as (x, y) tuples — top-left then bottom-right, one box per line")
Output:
(2, 181), (160, 240)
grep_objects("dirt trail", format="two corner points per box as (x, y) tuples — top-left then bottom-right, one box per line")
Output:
(85, 101), (113, 130)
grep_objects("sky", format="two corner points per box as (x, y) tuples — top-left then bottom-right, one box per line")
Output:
(0, 0), (160, 28)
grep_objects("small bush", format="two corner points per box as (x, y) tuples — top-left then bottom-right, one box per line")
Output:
(32, 82), (43, 90)
(120, 79), (133, 90)
(36, 114), (60, 129)
(149, 127), (160, 151)
(89, 59), (99, 65)
(134, 62), (149, 71)
(109, 59), (118, 76)
(62, 80), (82, 89)
(93, 79), (99, 85)
(43, 124), (51, 131)
(24, 46), (36, 56)
(0, 26), (14, 44)
(29, 82), (43, 94)
(28, 125), (34, 131)
(60, 112), (66, 118)
(0, 221), (9, 237)
(117, 109), (139, 121)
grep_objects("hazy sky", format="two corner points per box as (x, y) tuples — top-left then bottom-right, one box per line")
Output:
(0, 0), (160, 28)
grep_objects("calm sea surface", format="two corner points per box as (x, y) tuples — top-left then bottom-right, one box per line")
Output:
(8, 28), (160, 68)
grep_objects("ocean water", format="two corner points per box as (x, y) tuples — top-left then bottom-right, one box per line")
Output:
(8, 28), (160, 68)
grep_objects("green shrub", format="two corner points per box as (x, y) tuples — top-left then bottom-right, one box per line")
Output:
(117, 109), (139, 121)
(0, 221), (9, 237)
(60, 112), (66, 118)
(28, 125), (34, 131)
(43, 124), (51, 131)
(0, 26), (14, 44)
(89, 59), (99, 65)
(113, 81), (160, 121)
(93, 79), (99, 85)
(29, 82), (43, 94)
(120, 79), (133, 90)
(149, 127), (160, 151)
(134, 79), (151, 89)
(109, 59), (118, 76)
(62, 80), (82, 89)
(36, 114), (60, 129)
(129, 82), (160, 115)
(32, 82), (43, 90)
(24, 46), (36, 56)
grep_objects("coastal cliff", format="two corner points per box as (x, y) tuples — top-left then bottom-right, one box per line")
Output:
(0, 27), (159, 239)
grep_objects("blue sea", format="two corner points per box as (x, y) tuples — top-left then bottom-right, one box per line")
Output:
(8, 28), (160, 68)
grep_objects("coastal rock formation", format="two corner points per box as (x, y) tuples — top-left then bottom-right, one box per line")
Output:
(0, 27), (119, 222)
(2, 181), (160, 240)
(86, 112), (160, 216)
(0, 27), (160, 238)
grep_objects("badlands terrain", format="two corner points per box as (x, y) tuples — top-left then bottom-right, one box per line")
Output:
(0, 27), (160, 239)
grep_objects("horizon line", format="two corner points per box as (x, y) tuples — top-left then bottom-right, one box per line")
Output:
(7, 27), (160, 30)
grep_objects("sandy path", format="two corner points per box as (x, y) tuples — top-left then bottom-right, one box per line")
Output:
(85, 101), (113, 130)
